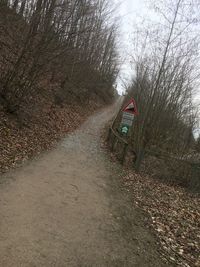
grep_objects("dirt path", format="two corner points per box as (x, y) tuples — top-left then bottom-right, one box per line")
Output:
(0, 104), (172, 267)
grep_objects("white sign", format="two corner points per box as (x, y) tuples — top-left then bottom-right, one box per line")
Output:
(121, 112), (134, 127)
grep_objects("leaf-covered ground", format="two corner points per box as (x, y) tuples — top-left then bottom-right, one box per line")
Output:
(123, 171), (200, 267)
(0, 101), (101, 173)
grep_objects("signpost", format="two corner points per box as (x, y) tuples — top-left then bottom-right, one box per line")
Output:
(107, 97), (139, 164)
(120, 98), (138, 135)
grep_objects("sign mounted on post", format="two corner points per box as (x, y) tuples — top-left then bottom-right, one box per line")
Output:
(120, 98), (138, 135)
(122, 98), (138, 115)
(121, 112), (134, 127)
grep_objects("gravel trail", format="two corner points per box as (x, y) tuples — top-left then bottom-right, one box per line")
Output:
(0, 104), (172, 267)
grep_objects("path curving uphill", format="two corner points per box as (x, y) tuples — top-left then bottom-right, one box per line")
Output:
(0, 104), (172, 267)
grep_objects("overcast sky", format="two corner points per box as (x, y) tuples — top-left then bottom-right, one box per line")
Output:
(114, 0), (200, 135)
(114, 0), (147, 94)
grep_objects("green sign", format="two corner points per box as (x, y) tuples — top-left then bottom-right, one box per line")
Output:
(121, 125), (130, 135)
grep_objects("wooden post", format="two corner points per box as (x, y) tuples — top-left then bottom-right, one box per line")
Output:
(134, 148), (145, 172)
(122, 143), (128, 164)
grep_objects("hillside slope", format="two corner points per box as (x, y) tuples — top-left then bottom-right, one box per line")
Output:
(0, 2), (118, 172)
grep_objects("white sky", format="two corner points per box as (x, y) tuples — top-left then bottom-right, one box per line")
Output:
(114, 0), (200, 136)
(114, 0), (146, 94)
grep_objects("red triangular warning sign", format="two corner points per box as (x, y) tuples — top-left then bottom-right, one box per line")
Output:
(123, 98), (138, 115)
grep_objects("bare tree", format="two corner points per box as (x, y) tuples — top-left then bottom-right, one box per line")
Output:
(0, 0), (119, 112)
(124, 0), (200, 170)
